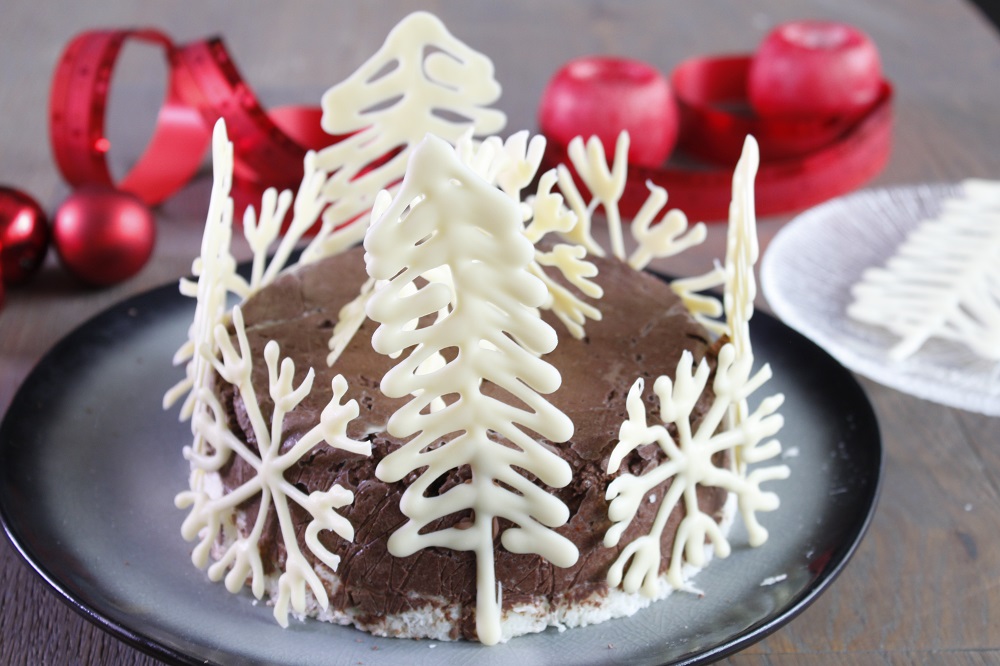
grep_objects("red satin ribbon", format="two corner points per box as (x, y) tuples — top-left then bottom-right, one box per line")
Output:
(544, 54), (893, 221)
(49, 29), (337, 209)
(52, 32), (892, 222)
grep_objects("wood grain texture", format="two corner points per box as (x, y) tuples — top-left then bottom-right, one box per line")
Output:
(1, 1), (998, 664)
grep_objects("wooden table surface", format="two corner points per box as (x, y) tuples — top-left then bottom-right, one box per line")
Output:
(2, 1), (998, 664)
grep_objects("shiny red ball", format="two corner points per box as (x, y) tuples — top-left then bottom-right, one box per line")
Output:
(0, 185), (50, 285)
(53, 186), (156, 286)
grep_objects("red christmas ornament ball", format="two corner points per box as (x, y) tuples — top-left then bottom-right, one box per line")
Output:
(53, 186), (156, 286)
(0, 185), (50, 285)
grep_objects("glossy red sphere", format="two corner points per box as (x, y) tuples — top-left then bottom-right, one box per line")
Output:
(53, 186), (156, 286)
(539, 56), (679, 168)
(748, 21), (883, 119)
(0, 185), (50, 285)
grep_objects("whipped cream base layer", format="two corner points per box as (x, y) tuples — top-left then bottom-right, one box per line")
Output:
(209, 487), (737, 643)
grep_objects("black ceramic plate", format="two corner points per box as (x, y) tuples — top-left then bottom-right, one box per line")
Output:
(0, 280), (881, 666)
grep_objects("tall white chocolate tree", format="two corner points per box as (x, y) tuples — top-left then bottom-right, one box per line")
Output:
(302, 11), (507, 262)
(365, 135), (578, 645)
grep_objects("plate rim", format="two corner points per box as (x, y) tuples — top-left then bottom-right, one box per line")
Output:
(0, 275), (883, 666)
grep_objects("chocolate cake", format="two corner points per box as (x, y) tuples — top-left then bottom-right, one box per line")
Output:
(167, 11), (787, 647)
(212, 246), (730, 641)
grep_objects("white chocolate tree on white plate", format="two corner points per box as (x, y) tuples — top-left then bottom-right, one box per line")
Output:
(364, 135), (578, 646)
(848, 179), (1000, 361)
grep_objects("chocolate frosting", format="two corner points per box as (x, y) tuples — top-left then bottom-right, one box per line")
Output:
(217, 246), (728, 640)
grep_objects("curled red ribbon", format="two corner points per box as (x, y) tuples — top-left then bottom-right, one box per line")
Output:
(49, 29), (336, 209)
(544, 55), (893, 221)
(52, 31), (892, 222)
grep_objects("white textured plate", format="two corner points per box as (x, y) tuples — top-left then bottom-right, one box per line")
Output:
(762, 183), (1000, 416)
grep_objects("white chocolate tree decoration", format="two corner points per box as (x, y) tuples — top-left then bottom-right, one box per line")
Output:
(364, 135), (578, 646)
(163, 122), (242, 422)
(301, 11), (506, 262)
(604, 136), (788, 597)
(176, 307), (370, 627)
(450, 129), (604, 339)
(848, 179), (1000, 361)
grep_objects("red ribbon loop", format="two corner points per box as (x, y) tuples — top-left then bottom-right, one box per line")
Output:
(52, 30), (893, 222)
(50, 29), (211, 205)
(545, 54), (893, 221)
(49, 29), (336, 209)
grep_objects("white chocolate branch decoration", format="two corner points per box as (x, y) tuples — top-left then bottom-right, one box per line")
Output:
(564, 133), (630, 260)
(301, 11), (506, 264)
(364, 135), (578, 646)
(605, 135), (786, 596)
(627, 181), (708, 272)
(327, 277), (375, 367)
(723, 136), (761, 364)
(527, 168), (603, 339)
(848, 178), (1000, 361)
(497, 130), (547, 202)
(604, 346), (788, 594)
(670, 136), (761, 343)
(176, 306), (370, 627)
(165, 121), (333, 421)
(164, 121), (242, 422)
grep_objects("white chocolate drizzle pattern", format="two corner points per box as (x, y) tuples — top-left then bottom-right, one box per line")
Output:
(176, 307), (370, 627)
(300, 11), (506, 264)
(165, 121), (378, 627)
(604, 345), (788, 593)
(605, 136), (787, 597)
(364, 135), (578, 645)
(848, 178), (1000, 361)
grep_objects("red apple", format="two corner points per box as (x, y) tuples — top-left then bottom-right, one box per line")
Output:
(539, 56), (679, 167)
(748, 21), (883, 119)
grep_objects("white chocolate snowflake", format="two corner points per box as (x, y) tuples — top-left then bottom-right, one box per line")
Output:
(603, 134), (785, 596)
(605, 344), (788, 595)
(176, 306), (370, 627)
